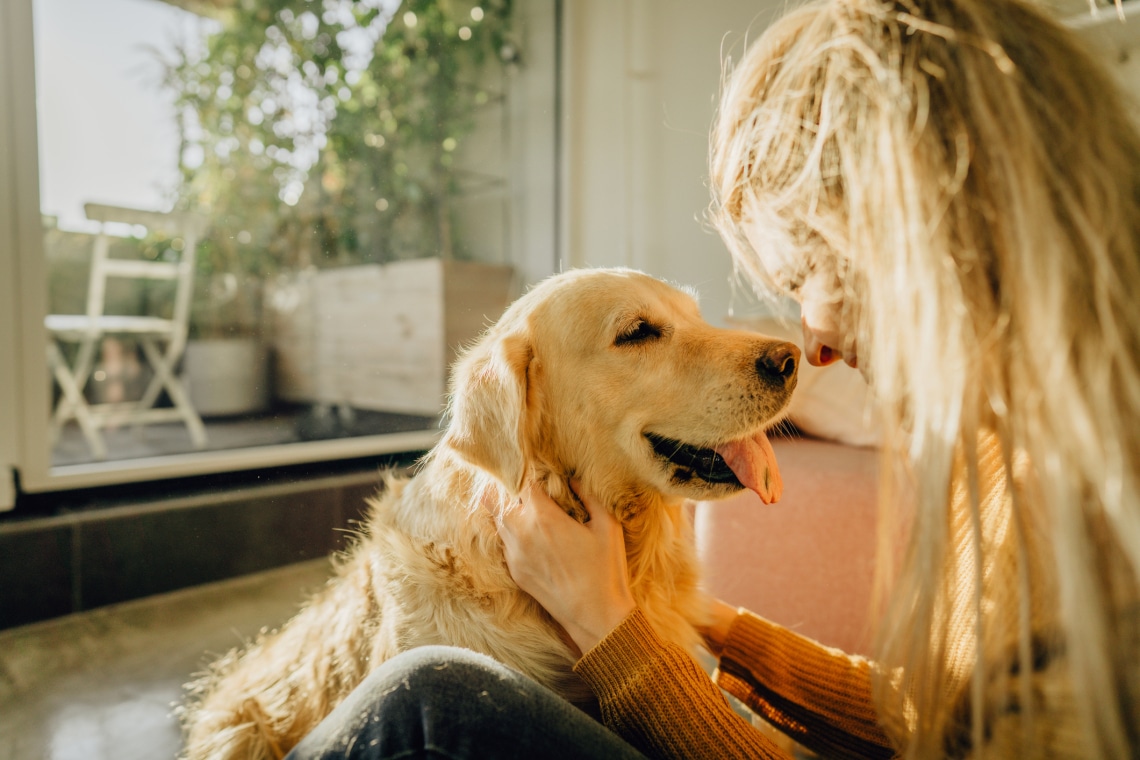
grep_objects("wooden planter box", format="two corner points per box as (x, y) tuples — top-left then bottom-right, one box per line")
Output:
(270, 258), (514, 416)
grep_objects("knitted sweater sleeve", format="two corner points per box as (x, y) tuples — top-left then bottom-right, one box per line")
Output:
(573, 607), (897, 760)
(715, 609), (896, 760)
(573, 608), (789, 759)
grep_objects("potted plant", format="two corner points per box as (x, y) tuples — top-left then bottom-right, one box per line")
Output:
(182, 259), (272, 418)
(159, 0), (519, 417)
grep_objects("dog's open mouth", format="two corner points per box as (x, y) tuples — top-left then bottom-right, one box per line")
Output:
(645, 430), (783, 503)
(645, 433), (739, 484)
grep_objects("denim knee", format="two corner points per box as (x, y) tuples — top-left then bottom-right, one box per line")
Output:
(364, 645), (509, 719)
(286, 645), (645, 760)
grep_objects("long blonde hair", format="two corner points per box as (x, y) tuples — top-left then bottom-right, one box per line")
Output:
(711, 0), (1140, 756)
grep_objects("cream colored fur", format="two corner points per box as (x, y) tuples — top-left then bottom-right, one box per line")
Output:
(180, 267), (797, 760)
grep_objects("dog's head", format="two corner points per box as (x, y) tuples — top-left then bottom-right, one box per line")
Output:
(442, 268), (798, 516)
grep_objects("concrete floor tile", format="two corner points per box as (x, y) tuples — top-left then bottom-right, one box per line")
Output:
(0, 559), (331, 759)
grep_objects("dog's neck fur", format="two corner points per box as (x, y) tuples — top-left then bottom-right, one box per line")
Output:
(419, 443), (707, 655)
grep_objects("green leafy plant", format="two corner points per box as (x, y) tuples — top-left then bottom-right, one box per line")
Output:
(158, 0), (516, 336)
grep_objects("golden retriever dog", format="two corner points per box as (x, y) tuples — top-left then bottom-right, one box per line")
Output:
(180, 267), (798, 760)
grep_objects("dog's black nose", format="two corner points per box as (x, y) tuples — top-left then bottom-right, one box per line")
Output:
(756, 343), (799, 385)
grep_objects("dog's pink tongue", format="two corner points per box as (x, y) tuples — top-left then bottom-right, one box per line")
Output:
(714, 431), (783, 504)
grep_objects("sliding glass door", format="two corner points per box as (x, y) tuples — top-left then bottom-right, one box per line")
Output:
(1, 0), (559, 502)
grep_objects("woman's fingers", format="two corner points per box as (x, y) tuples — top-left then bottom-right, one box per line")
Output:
(570, 479), (605, 521)
(495, 480), (636, 654)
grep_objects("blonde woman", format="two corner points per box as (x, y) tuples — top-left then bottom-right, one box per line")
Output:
(285, 1), (1137, 758)
(501, 0), (1140, 758)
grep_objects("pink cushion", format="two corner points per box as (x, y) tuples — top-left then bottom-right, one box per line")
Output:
(693, 437), (881, 655)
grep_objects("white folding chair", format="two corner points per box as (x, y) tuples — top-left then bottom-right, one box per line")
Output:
(46, 203), (210, 459)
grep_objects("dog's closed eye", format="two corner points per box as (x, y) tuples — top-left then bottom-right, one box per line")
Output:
(615, 319), (664, 347)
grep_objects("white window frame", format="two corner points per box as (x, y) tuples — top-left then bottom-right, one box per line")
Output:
(0, 0), (561, 509)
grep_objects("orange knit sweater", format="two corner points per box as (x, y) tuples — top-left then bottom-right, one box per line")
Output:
(572, 432), (1097, 759)
(574, 606), (895, 760)
(570, 434), (997, 760)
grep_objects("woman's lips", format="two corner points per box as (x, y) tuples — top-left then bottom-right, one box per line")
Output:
(807, 336), (858, 369)
(814, 343), (858, 368)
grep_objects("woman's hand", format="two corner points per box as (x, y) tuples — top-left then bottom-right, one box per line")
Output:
(498, 482), (636, 655)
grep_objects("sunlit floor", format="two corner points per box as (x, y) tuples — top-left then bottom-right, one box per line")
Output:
(0, 560), (332, 760)
(0, 554), (803, 760)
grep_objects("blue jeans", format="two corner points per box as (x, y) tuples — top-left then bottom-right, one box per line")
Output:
(284, 646), (647, 760)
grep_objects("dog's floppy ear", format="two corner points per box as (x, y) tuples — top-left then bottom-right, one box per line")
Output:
(443, 331), (533, 493)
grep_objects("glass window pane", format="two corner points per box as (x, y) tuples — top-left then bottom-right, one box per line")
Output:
(35, 0), (522, 469)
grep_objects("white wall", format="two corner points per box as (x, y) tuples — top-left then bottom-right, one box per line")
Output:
(507, 0), (562, 290)
(561, 0), (784, 325)
(452, 0), (560, 293)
